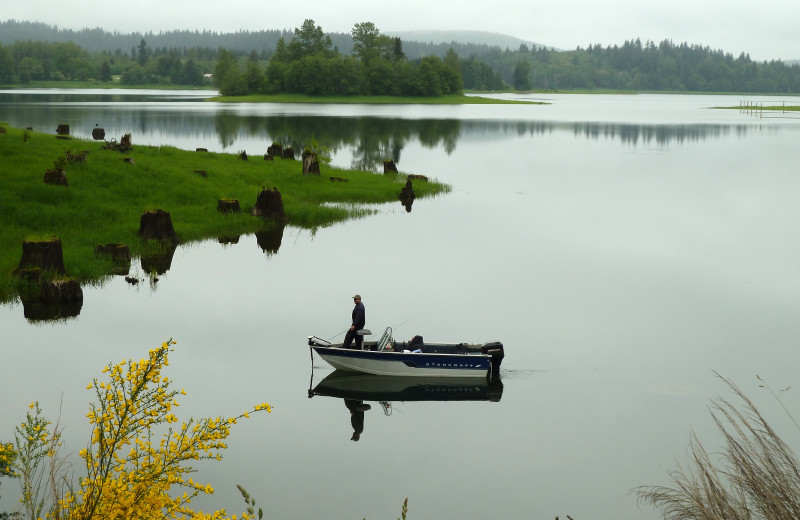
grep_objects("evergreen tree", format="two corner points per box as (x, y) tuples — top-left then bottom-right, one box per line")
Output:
(512, 59), (531, 90)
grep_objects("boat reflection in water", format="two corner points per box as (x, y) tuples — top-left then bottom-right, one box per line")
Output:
(308, 370), (504, 441)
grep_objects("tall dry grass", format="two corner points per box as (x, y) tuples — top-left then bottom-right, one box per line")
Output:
(636, 375), (800, 520)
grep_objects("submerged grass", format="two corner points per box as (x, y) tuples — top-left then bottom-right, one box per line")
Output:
(0, 125), (449, 302)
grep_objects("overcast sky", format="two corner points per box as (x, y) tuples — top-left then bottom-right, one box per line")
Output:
(3, 0), (798, 61)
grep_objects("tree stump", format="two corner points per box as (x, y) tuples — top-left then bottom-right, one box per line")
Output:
(266, 144), (283, 160)
(302, 150), (320, 175)
(66, 150), (88, 164)
(94, 243), (131, 275)
(56, 123), (70, 136)
(15, 238), (67, 276)
(250, 188), (286, 221)
(40, 279), (83, 304)
(217, 199), (241, 213)
(22, 283), (83, 321)
(256, 224), (285, 255)
(239, 150), (248, 160)
(138, 209), (178, 243)
(120, 133), (132, 148)
(283, 147), (295, 160)
(92, 127), (105, 140)
(384, 160), (398, 173)
(399, 180), (415, 213)
(44, 169), (68, 186)
(407, 174), (428, 182)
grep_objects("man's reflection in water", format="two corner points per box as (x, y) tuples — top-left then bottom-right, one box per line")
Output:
(345, 399), (371, 441)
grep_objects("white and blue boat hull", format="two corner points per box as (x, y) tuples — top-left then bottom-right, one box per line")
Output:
(310, 344), (501, 378)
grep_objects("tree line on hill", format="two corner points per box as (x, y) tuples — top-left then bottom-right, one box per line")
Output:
(1, 19), (798, 94)
(503, 38), (800, 93)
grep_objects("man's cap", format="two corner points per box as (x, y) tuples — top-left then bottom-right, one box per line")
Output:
(353, 294), (361, 300)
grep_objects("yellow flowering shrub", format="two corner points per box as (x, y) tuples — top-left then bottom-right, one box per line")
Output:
(11, 339), (271, 520)
(0, 442), (14, 476)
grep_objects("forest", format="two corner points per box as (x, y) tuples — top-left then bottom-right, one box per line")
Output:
(1, 19), (799, 94)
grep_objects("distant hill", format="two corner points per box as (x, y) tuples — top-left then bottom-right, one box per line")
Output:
(389, 30), (546, 50)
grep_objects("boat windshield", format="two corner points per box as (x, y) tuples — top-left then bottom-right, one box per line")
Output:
(377, 327), (394, 351)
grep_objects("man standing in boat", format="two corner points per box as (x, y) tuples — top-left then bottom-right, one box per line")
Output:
(343, 294), (366, 349)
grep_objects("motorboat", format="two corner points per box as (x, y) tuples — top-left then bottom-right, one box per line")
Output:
(307, 327), (504, 379)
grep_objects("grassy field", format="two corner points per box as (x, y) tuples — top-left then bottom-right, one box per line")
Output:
(0, 125), (449, 302)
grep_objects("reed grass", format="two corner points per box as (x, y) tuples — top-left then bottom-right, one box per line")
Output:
(635, 375), (800, 520)
(0, 125), (449, 302)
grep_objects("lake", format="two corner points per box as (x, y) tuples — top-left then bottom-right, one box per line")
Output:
(2, 89), (800, 520)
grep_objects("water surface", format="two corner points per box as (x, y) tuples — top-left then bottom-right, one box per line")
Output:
(2, 90), (800, 520)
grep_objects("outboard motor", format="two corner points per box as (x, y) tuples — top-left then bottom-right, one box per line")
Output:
(481, 341), (505, 378)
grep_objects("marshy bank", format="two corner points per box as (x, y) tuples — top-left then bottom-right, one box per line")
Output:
(0, 125), (449, 305)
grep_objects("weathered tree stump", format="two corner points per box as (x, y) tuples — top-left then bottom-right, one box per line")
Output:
(250, 188), (286, 221)
(40, 279), (83, 304)
(103, 134), (133, 152)
(56, 123), (70, 136)
(256, 224), (285, 256)
(239, 150), (248, 160)
(266, 144), (283, 160)
(44, 169), (68, 186)
(22, 280), (83, 321)
(66, 150), (88, 164)
(399, 180), (415, 213)
(138, 209), (178, 243)
(15, 238), (67, 276)
(302, 150), (320, 175)
(217, 199), (241, 213)
(283, 147), (295, 160)
(94, 243), (131, 275)
(94, 243), (131, 263)
(92, 127), (105, 140)
(384, 160), (398, 173)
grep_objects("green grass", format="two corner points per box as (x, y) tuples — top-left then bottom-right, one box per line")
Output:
(212, 93), (543, 104)
(0, 126), (449, 302)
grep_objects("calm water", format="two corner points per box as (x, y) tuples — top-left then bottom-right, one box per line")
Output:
(2, 90), (800, 519)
